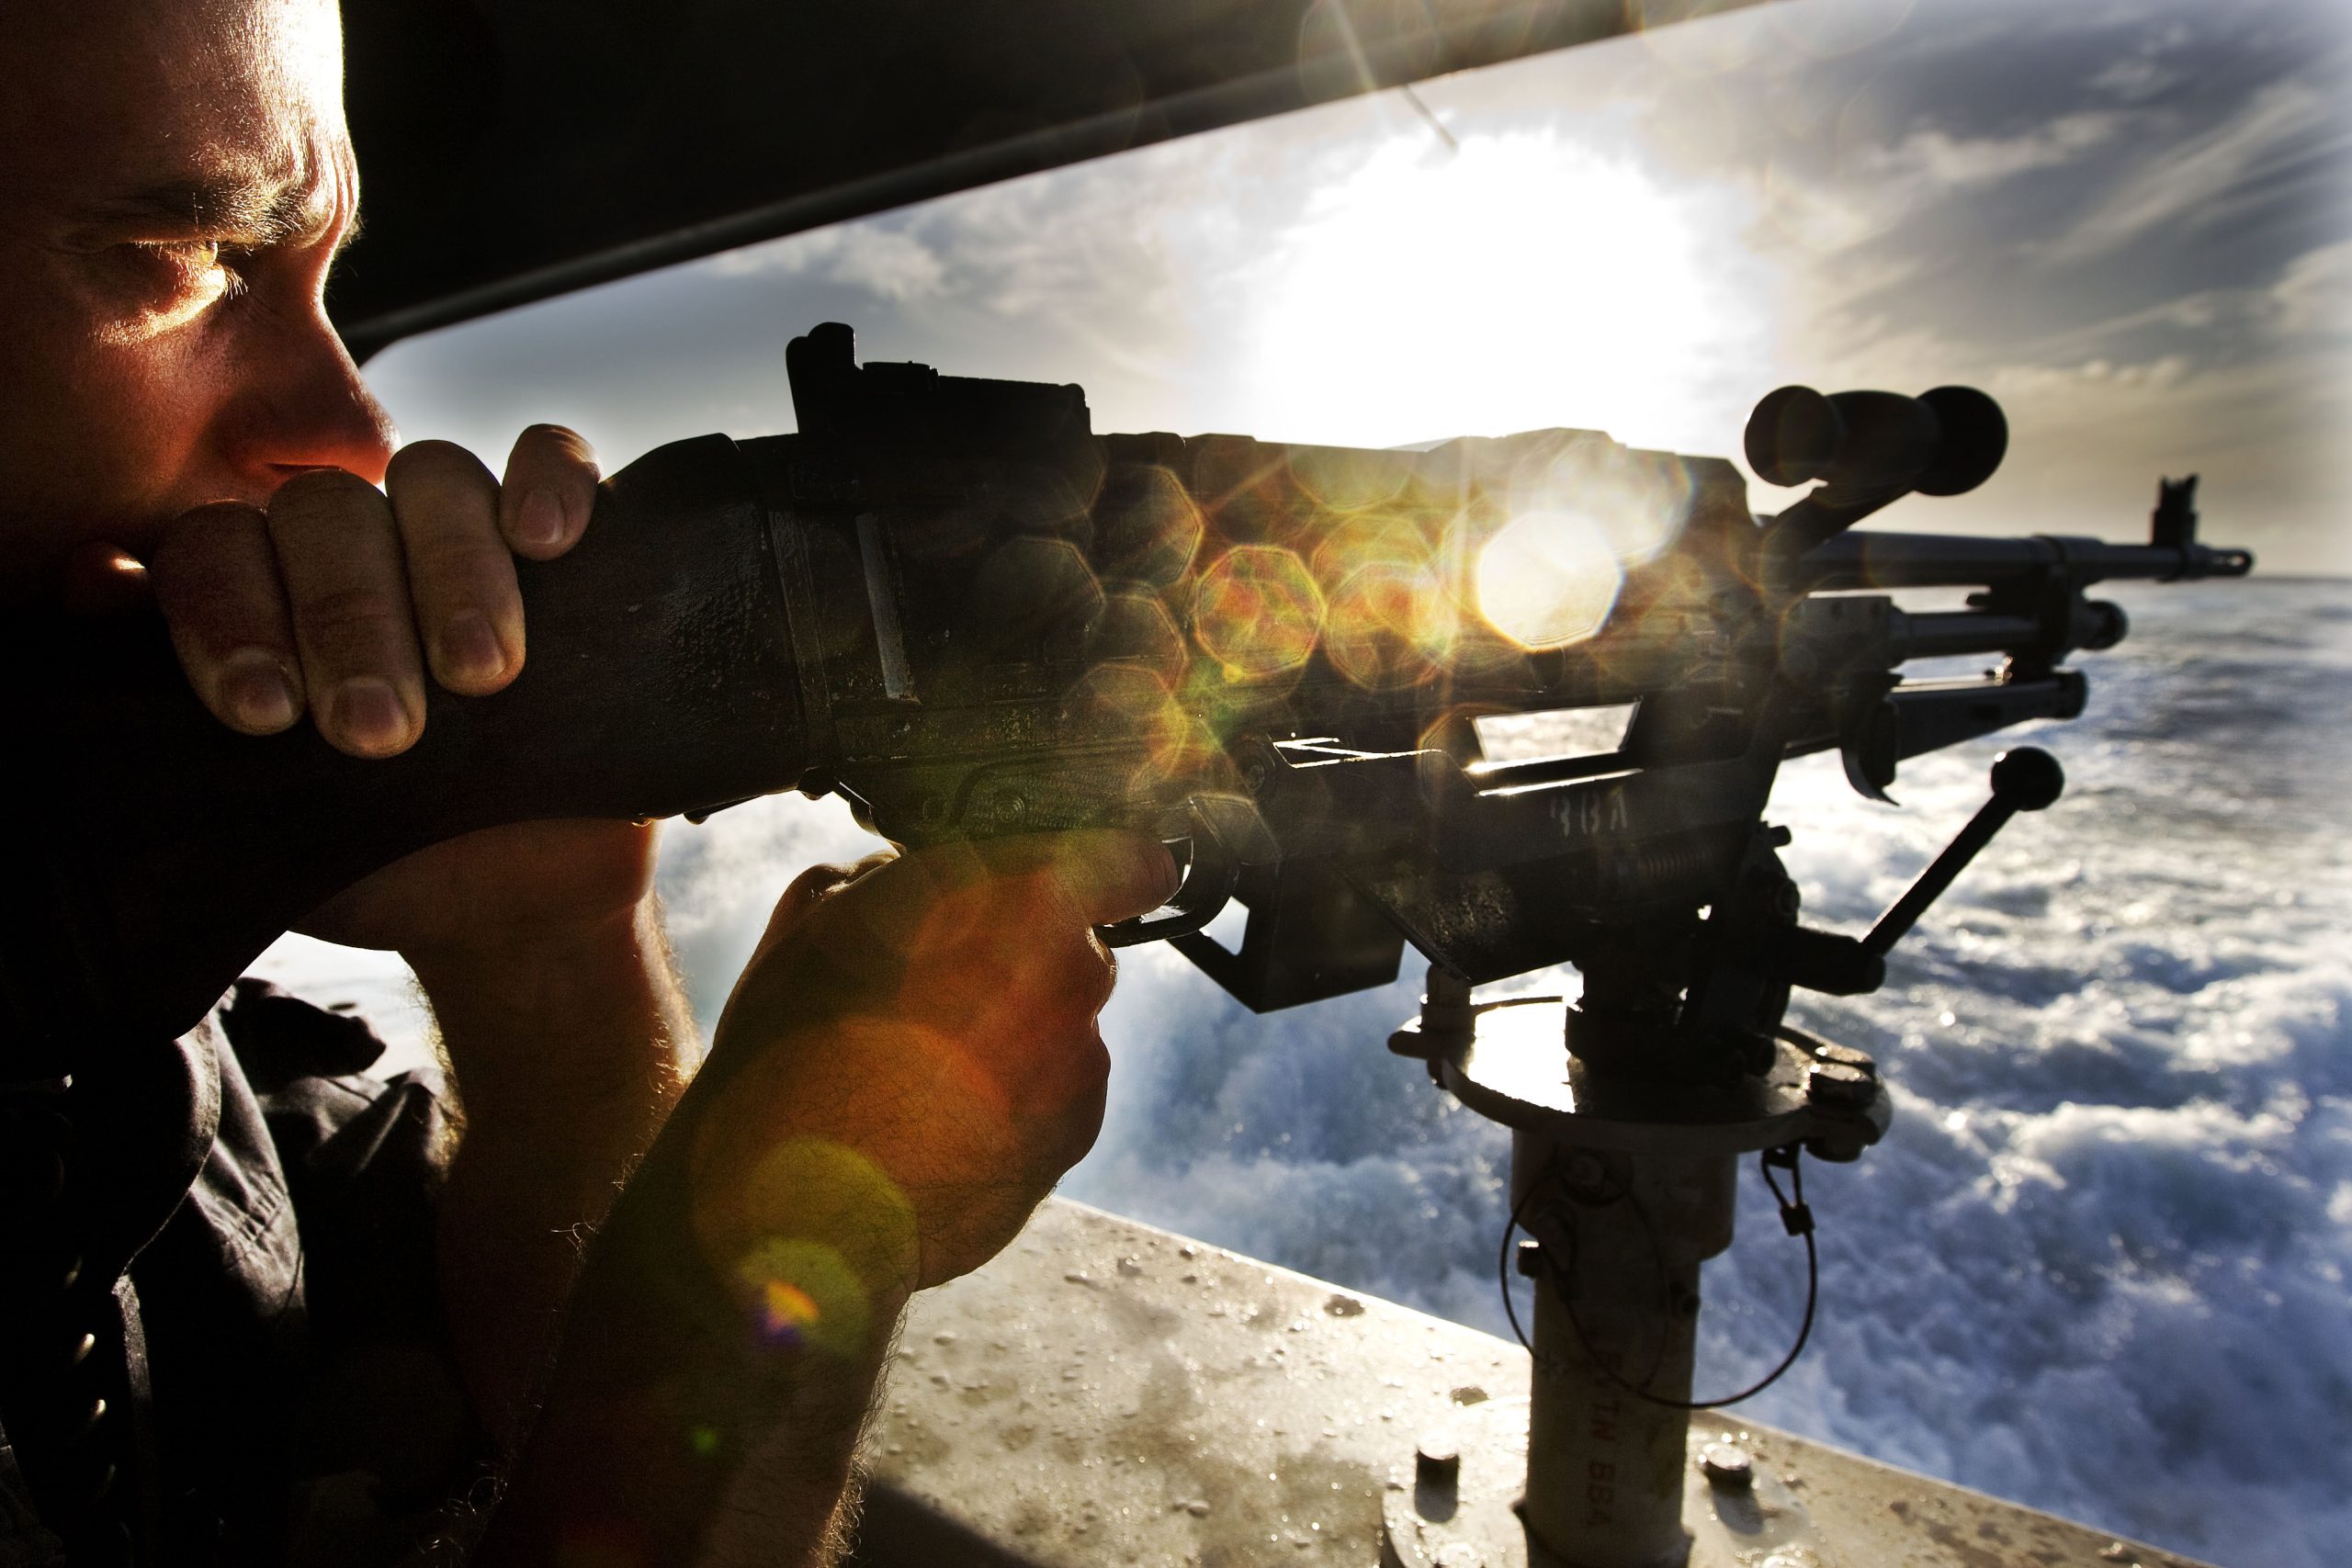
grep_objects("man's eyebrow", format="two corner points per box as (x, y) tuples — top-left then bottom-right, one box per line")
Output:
(85, 173), (327, 247)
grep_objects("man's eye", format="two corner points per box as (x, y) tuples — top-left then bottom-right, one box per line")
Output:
(94, 240), (251, 344)
(126, 240), (246, 301)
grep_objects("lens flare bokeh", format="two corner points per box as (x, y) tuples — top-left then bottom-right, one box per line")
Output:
(1286, 442), (1414, 513)
(1066, 660), (1214, 792)
(688, 1130), (917, 1367)
(1192, 544), (1329, 680)
(1307, 509), (1433, 592)
(733, 1235), (871, 1358)
(1323, 561), (1447, 689)
(1097, 465), (1204, 586)
(1473, 507), (1625, 649)
(1498, 429), (1696, 558)
(1086, 590), (1191, 683)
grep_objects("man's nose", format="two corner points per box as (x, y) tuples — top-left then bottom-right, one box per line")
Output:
(223, 301), (400, 487)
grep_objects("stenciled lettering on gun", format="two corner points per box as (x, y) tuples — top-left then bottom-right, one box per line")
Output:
(1554, 786), (1632, 840)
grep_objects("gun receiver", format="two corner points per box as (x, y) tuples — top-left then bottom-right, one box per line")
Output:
(3, 323), (2250, 1079)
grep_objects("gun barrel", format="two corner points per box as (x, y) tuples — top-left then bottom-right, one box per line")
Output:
(1892, 611), (2044, 660)
(1791, 531), (2253, 591)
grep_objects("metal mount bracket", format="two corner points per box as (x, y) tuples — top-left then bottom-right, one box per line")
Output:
(1383, 987), (1890, 1568)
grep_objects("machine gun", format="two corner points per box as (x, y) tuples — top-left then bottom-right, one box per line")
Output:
(5, 324), (2249, 1565)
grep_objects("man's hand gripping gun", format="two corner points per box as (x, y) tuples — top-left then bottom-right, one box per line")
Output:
(3, 324), (2252, 1081)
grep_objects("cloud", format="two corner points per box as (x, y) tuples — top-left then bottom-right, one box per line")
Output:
(2086, 53), (2181, 106)
(2268, 238), (2352, 340)
(2083, 18), (2194, 104)
(1777, 228), (2348, 571)
(707, 223), (950, 303)
(2047, 82), (2343, 264)
(1935, 347), (2336, 568)
(2066, 354), (2190, 388)
(1742, 107), (2129, 267)
(1865, 111), (2121, 190)
(2001, 238), (2352, 369)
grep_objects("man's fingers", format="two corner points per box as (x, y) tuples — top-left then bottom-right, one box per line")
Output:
(831, 831), (1178, 948)
(1046, 1026), (1113, 1169)
(500, 423), (600, 559)
(150, 429), (590, 750)
(979, 830), (1183, 928)
(266, 469), (426, 757)
(149, 504), (305, 735)
(751, 851), (899, 961)
(385, 441), (525, 694)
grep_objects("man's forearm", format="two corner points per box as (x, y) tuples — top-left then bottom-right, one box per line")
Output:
(469, 1073), (910, 1568)
(409, 896), (702, 1447)
(449, 829), (1148, 1562)
(476, 1296), (902, 1568)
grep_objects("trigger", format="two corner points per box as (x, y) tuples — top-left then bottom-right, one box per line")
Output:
(1841, 702), (1900, 805)
(1097, 804), (1238, 948)
(1841, 745), (1897, 806)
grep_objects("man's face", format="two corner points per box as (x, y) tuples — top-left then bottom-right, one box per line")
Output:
(0, 0), (394, 584)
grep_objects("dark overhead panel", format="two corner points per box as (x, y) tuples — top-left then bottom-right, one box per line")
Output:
(333, 0), (1769, 359)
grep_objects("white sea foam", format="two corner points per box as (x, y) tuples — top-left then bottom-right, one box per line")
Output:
(1069, 579), (2352, 1568)
(256, 579), (2349, 1566)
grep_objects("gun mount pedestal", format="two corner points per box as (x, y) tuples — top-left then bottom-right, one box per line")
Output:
(1383, 990), (1889, 1568)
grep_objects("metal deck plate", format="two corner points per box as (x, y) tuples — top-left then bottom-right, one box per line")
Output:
(849, 1199), (2209, 1568)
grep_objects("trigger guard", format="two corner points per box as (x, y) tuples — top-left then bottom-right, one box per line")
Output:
(1097, 807), (1238, 948)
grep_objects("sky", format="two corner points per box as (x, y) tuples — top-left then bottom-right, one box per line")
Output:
(364, 0), (2351, 574)
(301, 9), (2352, 1553)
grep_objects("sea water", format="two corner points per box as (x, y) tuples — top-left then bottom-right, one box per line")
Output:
(253, 577), (2350, 1566)
(1069, 577), (2352, 1567)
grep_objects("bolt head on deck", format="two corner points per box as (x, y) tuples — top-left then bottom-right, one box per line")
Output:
(1701, 1441), (1756, 1489)
(1416, 1431), (1462, 1486)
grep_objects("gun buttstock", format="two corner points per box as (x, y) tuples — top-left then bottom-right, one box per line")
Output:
(4, 434), (808, 1072)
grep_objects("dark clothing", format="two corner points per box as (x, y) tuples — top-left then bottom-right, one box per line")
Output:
(0, 982), (480, 1565)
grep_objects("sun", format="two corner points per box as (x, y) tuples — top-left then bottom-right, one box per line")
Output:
(1236, 127), (1770, 453)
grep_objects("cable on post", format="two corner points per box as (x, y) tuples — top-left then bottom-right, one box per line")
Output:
(1498, 1145), (1821, 1411)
